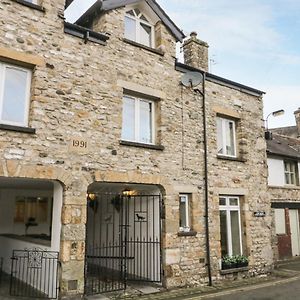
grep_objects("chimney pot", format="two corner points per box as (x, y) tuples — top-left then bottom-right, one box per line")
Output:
(294, 107), (300, 137)
(182, 31), (209, 72)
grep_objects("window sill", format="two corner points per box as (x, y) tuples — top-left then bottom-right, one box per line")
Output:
(217, 155), (246, 163)
(120, 140), (164, 151)
(269, 185), (300, 190)
(220, 266), (249, 275)
(123, 38), (164, 56)
(177, 230), (197, 237)
(284, 184), (300, 188)
(12, 0), (45, 12)
(0, 123), (36, 134)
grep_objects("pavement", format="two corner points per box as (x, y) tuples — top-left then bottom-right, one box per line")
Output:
(2, 259), (300, 299)
(86, 258), (300, 300)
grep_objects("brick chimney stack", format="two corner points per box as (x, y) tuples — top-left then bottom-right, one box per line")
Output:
(294, 108), (300, 137)
(182, 32), (209, 72)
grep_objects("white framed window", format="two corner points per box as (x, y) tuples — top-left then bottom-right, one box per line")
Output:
(274, 209), (286, 235)
(219, 196), (242, 256)
(179, 194), (191, 232)
(284, 161), (299, 186)
(122, 95), (155, 144)
(125, 8), (154, 47)
(217, 117), (237, 157)
(0, 62), (32, 127)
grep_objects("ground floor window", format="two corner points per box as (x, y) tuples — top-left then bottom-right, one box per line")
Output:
(219, 196), (242, 256)
(179, 194), (191, 232)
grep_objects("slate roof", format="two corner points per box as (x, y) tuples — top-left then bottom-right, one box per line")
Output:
(271, 126), (298, 139)
(267, 134), (300, 159)
(175, 62), (265, 96)
(75, 0), (185, 42)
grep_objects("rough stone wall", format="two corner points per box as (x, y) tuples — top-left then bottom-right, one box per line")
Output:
(0, 0), (271, 298)
(0, 1), (205, 296)
(183, 32), (209, 72)
(269, 186), (300, 202)
(204, 81), (273, 277)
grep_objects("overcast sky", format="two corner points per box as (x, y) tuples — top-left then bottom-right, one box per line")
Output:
(65, 0), (300, 128)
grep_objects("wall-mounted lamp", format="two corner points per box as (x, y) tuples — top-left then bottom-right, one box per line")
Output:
(122, 189), (135, 197)
(87, 193), (97, 201)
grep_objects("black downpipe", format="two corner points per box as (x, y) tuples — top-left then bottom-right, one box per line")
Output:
(195, 73), (212, 286)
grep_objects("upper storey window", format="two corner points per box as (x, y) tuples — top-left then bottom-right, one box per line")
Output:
(0, 62), (32, 127)
(122, 95), (155, 145)
(217, 117), (237, 157)
(284, 161), (299, 186)
(125, 9), (153, 48)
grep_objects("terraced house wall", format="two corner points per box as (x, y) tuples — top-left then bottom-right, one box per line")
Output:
(0, 0), (272, 298)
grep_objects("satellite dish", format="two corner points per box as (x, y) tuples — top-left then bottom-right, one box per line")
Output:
(181, 72), (203, 88)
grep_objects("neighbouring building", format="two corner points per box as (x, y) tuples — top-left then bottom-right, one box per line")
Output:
(268, 109), (300, 260)
(0, 0), (272, 298)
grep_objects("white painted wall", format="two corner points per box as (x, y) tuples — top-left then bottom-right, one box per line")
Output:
(267, 158), (300, 187)
(51, 182), (63, 252)
(267, 158), (285, 186)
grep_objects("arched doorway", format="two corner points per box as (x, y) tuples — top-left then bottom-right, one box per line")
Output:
(84, 182), (163, 295)
(0, 177), (63, 299)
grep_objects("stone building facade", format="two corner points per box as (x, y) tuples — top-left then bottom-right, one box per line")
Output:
(0, 0), (272, 298)
(268, 109), (300, 260)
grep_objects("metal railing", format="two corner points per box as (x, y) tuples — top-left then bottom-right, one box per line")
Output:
(85, 193), (162, 295)
(0, 257), (3, 286)
(10, 249), (59, 299)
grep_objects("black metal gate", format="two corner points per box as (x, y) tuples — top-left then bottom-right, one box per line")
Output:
(0, 257), (3, 286)
(85, 193), (162, 295)
(10, 249), (59, 299)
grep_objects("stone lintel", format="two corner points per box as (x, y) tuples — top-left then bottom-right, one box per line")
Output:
(218, 187), (248, 196)
(213, 105), (240, 119)
(117, 80), (166, 99)
(173, 185), (199, 193)
(0, 47), (45, 67)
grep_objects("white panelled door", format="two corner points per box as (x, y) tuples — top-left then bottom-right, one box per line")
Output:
(289, 209), (300, 256)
